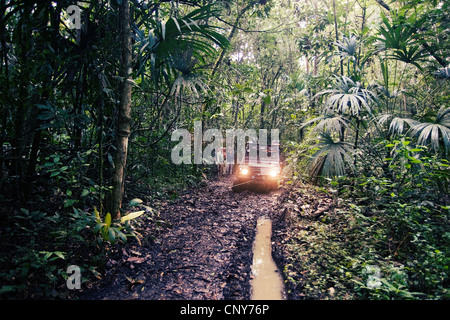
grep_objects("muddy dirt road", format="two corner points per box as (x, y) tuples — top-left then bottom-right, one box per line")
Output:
(82, 177), (287, 300)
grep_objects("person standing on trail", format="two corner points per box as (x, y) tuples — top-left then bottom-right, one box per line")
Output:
(215, 146), (226, 177)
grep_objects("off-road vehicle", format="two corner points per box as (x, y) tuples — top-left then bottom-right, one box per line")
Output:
(232, 140), (281, 192)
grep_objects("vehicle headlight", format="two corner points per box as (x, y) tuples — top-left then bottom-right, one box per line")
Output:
(240, 166), (249, 175)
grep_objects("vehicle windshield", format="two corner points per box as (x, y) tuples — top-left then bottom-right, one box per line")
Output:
(243, 142), (280, 165)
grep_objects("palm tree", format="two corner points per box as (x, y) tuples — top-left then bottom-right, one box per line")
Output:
(302, 4), (449, 187)
(135, 3), (229, 82)
(334, 35), (365, 80)
(316, 75), (377, 151)
(301, 74), (377, 184)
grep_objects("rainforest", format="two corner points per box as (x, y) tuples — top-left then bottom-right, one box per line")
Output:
(0, 0), (448, 304)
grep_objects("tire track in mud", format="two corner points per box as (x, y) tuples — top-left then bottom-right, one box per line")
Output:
(82, 178), (285, 300)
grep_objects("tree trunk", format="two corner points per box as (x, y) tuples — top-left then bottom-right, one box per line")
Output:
(110, 0), (133, 219)
(353, 117), (361, 166)
(260, 100), (266, 129)
(210, 1), (259, 77)
(332, 0), (343, 75)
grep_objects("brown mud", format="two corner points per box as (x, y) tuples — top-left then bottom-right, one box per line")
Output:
(80, 177), (288, 300)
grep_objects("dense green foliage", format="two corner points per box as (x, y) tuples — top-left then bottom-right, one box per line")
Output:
(281, 0), (449, 299)
(0, 0), (448, 299)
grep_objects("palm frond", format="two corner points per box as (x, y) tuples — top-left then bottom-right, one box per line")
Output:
(301, 113), (349, 136)
(408, 108), (450, 155)
(135, 3), (229, 82)
(436, 108), (450, 127)
(434, 67), (450, 79)
(389, 117), (418, 135)
(376, 10), (425, 68)
(171, 73), (208, 97)
(374, 113), (419, 135)
(309, 132), (355, 182)
(316, 76), (377, 117)
(335, 35), (358, 59)
(410, 123), (450, 154)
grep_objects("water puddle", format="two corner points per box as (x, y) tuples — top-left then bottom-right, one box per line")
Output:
(250, 217), (284, 300)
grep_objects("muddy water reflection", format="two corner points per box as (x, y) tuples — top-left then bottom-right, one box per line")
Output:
(250, 218), (284, 300)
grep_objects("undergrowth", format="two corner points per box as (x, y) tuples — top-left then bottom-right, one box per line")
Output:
(281, 177), (449, 300)
(0, 152), (205, 299)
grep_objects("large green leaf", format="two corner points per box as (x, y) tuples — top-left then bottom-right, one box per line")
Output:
(136, 3), (229, 83)
(104, 213), (111, 228)
(120, 210), (145, 224)
(309, 132), (355, 182)
(301, 113), (349, 136)
(409, 108), (450, 155)
(376, 10), (425, 68)
(316, 76), (377, 117)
